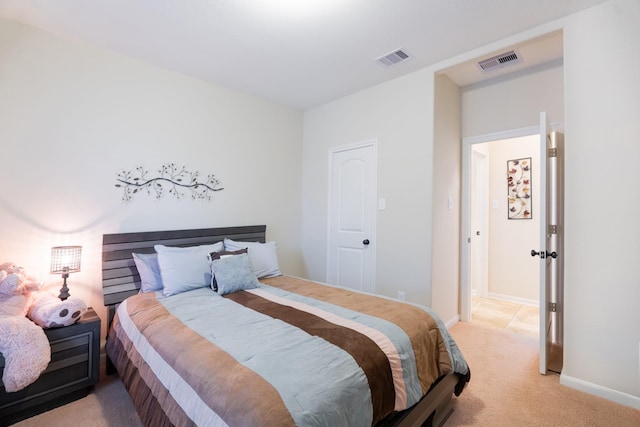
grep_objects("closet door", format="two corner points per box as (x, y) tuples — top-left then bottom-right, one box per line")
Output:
(327, 142), (377, 293)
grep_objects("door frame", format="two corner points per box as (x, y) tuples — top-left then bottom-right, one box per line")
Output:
(326, 140), (378, 291)
(460, 125), (540, 321)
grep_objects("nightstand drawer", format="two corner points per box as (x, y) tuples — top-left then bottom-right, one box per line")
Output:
(48, 333), (91, 371)
(0, 308), (100, 425)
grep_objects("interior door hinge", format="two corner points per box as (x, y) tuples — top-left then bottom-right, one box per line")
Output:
(548, 148), (557, 157)
(549, 302), (557, 312)
(548, 224), (557, 234)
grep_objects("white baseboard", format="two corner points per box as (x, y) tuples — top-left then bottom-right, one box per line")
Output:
(487, 292), (538, 307)
(444, 315), (460, 329)
(560, 373), (640, 410)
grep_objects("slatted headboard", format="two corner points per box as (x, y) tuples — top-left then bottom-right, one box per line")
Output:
(101, 224), (266, 326)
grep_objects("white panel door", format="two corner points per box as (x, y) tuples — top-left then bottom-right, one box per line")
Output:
(535, 112), (564, 375)
(471, 149), (489, 298)
(538, 112), (551, 375)
(327, 142), (376, 293)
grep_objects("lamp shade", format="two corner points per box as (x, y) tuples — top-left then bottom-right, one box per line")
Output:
(50, 246), (82, 274)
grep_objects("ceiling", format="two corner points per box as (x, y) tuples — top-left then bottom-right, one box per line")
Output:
(0, 0), (609, 111)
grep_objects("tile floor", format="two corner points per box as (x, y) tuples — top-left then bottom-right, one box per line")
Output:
(471, 295), (539, 338)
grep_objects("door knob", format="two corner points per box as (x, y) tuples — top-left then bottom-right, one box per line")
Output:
(363, 239), (370, 246)
(531, 249), (558, 259)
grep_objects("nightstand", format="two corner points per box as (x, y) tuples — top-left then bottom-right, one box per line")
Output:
(0, 307), (100, 425)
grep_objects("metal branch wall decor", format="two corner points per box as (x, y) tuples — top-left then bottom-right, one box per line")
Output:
(116, 164), (224, 203)
(507, 157), (532, 219)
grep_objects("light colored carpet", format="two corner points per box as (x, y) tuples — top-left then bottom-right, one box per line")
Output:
(12, 360), (142, 427)
(12, 322), (640, 426)
(446, 321), (640, 426)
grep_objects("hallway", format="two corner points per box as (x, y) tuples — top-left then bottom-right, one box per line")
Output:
(471, 296), (539, 338)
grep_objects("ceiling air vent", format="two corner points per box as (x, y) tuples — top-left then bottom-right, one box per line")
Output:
(375, 48), (411, 67)
(477, 50), (522, 72)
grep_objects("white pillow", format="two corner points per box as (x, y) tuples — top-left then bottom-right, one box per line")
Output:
(155, 242), (224, 296)
(132, 252), (163, 293)
(223, 239), (282, 279)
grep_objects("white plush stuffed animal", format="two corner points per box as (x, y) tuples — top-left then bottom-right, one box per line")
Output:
(0, 261), (88, 392)
(0, 262), (51, 392)
(0, 262), (41, 317)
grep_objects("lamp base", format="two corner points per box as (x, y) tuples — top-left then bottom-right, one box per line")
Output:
(58, 274), (70, 301)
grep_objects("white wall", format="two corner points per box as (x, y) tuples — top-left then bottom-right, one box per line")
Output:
(432, 74), (461, 323)
(302, 69), (435, 306)
(488, 136), (540, 302)
(461, 59), (564, 138)
(561, 0), (640, 404)
(0, 18), (304, 343)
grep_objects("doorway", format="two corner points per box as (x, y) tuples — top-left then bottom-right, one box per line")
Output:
(469, 138), (541, 339)
(461, 125), (542, 322)
(461, 120), (564, 374)
(433, 29), (566, 374)
(470, 134), (541, 305)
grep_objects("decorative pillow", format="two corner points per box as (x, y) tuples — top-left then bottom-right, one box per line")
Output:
(208, 248), (248, 291)
(211, 253), (259, 296)
(28, 292), (88, 329)
(223, 239), (282, 279)
(155, 242), (224, 296)
(132, 252), (163, 293)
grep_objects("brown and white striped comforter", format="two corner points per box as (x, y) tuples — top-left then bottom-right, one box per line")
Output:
(106, 276), (469, 426)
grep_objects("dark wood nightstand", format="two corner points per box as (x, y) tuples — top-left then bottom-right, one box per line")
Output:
(0, 307), (100, 425)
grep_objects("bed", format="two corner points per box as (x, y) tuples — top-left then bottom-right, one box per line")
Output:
(102, 225), (469, 426)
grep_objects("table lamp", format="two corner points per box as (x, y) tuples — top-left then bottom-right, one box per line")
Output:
(50, 246), (82, 300)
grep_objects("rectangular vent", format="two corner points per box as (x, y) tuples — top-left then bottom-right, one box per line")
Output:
(477, 50), (522, 72)
(375, 48), (411, 67)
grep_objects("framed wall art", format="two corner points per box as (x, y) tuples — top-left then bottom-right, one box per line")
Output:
(507, 157), (532, 219)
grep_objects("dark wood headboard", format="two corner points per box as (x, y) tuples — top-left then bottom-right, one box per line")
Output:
(101, 225), (266, 326)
